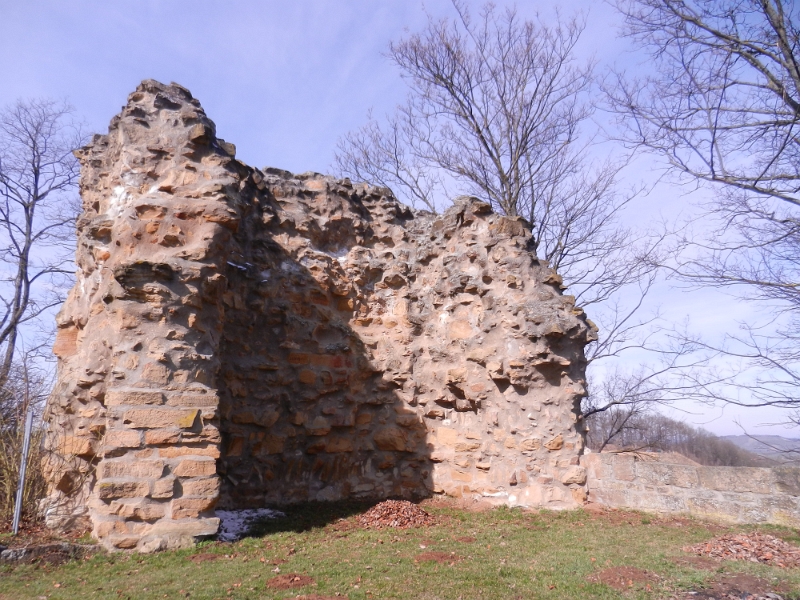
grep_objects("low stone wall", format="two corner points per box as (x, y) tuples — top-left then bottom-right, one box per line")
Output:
(584, 453), (800, 528)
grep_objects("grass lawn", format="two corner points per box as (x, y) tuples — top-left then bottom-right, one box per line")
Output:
(1, 500), (798, 599)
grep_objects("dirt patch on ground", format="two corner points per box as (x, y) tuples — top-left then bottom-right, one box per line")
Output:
(188, 553), (220, 563)
(265, 573), (315, 589)
(415, 551), (460, 564)
(675, 573), (791, 599)
(455, 536), (476, 543)
(587, 566), (661, 591)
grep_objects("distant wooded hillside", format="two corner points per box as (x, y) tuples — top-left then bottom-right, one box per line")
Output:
(721, 435), (800, 464)
(586, 411), (775, 467)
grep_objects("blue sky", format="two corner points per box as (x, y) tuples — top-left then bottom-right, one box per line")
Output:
(2, 0), (794, 437)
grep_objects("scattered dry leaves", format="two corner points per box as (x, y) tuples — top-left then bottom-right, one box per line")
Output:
(684, 532), (800, 568)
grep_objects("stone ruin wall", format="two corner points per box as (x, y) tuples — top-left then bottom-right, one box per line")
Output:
(41, 81), (596, 552)
(585, 453), (800, 528)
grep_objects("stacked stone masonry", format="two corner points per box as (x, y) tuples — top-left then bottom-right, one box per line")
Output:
(42, 81), (596, 551)
(585, 453), (800, 528)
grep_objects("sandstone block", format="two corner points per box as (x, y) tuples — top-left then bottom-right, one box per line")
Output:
(171, 497), (216, 519)
(697, 466), (772, 494)
(637, 463), (699, 489)
(298, 369), (317, 384)
(109, 536), (140, 549)
(437, 427), (458, 446)
(173, 458), (216, 477)
(255, 435), (285, 455)
(355, 412), (372, 425)
(123, 408), (200, 429)
(165, 393), (219, 407)
(158, 445), (220, 459)
(306, 416), (331, 436)
(374, 427), (409, 452)
(544, 435), (563, 451)
(103, 429), (142, 450)
(611, 455), (636, 481)
(142, 362), (171, 384)
(152, 477), (176, 499)
(451, 470), (473, 482)
(395, 414), (421, 428)
(520, 438), (541, 452)
(448, 320), (473, 339)
(106, 390), (164, 406)
(147, 517), (220, 539)
(287, 352), (310, 365)
(144, 429), (182, 445)
(53, 326), (79, 358)
(325, 437), (354, 453)
(180, 477), (221, 498)
(111, 499), (166, 521)
(94, 519), (128, 538)
(560, 466), (586, 485)
(96, 480), (151, 500)
(455, 441), (481, 452)
(99, 460), (165, 480)
(58, 435), (95, 457)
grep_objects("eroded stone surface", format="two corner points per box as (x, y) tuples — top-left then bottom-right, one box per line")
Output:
(42, 80), (596, 551)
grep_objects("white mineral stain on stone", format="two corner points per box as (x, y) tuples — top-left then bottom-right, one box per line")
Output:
(107, 185), (129, 218)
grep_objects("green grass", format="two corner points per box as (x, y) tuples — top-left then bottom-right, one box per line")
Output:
(1, 502), (798, 599)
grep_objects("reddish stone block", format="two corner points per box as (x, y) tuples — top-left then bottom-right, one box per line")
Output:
(173, 458), (217, 477)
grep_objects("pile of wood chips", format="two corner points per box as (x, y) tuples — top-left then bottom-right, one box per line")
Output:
(684, 532), (800, 568)
(356, 500), (435, 529)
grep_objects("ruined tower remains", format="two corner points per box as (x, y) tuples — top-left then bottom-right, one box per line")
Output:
(42, 81), (596, 551)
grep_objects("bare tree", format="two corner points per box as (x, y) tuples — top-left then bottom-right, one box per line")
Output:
(607, 0), (800, 423)
(0, 99), (82, 388)
(0, 352), (51, 524)
(587, 406), (768, 466)
(335, 1), (689, 423)
(336, 4), (657, 308)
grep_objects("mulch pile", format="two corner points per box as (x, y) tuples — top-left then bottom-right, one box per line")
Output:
(684, 532), (800, 568)
(355, 500), (435, 529)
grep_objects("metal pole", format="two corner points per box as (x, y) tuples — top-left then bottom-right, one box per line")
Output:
(12, 406), (34, 535)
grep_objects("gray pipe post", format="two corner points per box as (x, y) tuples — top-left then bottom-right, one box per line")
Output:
(12, 406), (34, 535)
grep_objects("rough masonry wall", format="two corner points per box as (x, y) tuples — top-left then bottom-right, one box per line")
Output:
(585, 453), (800, 528)
(42, 81), (596, 551)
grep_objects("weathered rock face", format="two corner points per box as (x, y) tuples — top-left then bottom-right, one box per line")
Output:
(42, 80), (596, 551)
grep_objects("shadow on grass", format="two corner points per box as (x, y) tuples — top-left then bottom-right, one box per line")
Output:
(245, 500), (379, 537)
